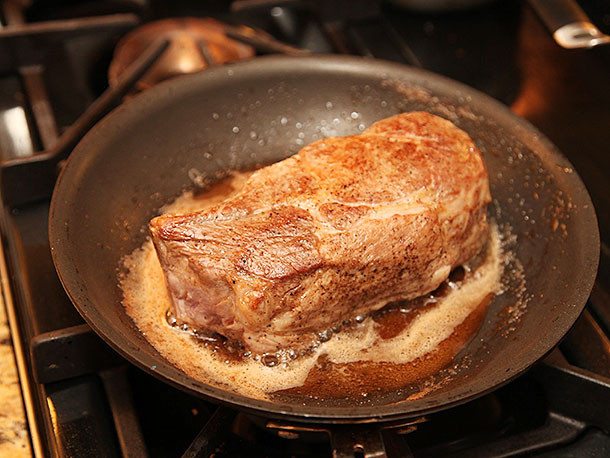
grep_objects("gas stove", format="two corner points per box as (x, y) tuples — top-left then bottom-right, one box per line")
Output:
(1, 1), (609, 456)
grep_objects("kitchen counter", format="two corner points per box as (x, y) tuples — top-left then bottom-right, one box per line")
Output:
(0, 301), (31, 457)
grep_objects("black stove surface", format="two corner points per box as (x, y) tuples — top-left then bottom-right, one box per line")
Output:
(1, 1), (610, 457)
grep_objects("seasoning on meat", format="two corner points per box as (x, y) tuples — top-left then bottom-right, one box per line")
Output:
(149, 112), (491, 354)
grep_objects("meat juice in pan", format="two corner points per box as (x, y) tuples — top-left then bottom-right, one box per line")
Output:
(121, 177), (503, 399)
(121, 173), (506, 401)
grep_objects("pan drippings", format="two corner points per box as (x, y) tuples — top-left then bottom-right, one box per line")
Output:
(120, 173), (504, 401)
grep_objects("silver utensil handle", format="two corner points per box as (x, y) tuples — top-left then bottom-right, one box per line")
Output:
(528, 0), (610, 49)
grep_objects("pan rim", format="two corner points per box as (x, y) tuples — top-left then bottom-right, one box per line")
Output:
(49, 54), (600, 422)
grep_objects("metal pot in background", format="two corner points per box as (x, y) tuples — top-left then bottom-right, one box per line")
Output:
(391, 0), (610, 49)
(528, 0), (610, 49)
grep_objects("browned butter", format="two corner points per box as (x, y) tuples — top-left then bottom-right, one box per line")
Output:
(120, 173), (504, 401)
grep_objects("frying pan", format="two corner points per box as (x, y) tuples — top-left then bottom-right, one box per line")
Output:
(49, 56), (599, 425)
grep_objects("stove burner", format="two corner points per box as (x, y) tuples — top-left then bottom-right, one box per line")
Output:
(108, 18), (255, 91)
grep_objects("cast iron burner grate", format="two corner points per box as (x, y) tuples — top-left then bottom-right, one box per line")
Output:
(1, 0), (609, 456)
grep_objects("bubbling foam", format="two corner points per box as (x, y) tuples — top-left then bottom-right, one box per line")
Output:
(120, 173), (504, 400)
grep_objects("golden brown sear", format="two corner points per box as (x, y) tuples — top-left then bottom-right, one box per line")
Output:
(149, 112), (491, 354)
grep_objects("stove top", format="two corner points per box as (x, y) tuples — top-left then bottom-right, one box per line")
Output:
(1, 1), (609, 456)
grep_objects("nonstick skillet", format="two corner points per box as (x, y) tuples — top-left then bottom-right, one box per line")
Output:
(49, 55), (599, 426)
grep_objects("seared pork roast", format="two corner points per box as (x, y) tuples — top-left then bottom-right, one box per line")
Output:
(150, 112), (491, 354)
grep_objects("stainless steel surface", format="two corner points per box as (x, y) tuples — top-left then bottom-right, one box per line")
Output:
(0, 101), (33, 158)
(529, 0), (610, 49)
(3, 2), (59, 151)
(19, 66), (59, 150)
(553, 21), (610, 48)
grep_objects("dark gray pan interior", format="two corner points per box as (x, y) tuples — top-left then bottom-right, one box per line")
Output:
(49, 55), (599, 423)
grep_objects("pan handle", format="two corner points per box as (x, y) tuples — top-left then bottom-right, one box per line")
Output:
(528, 0), (610, 49)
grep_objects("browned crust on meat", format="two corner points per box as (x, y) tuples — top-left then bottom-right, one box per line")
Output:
(149, 112), (491, 352)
